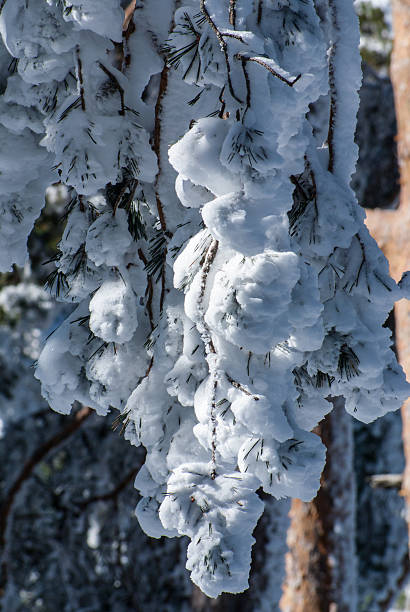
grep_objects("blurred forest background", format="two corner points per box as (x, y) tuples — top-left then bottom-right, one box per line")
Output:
(0, 1), (409, 610)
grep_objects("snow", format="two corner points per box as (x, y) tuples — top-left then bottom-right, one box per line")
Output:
(0, 0), (406, 599)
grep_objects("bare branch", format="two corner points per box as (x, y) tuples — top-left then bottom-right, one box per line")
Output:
(236, 55), (301, 88)
(0, 407), (92, 549)
(368, 473), (403, 490)
(200, 0), (243, 103)
(77, 467), (139, 508)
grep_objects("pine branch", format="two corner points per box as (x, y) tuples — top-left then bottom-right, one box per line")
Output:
(200, 0), (243, 103)
(76, 47), (86, 112)
(236, 55), (302, 87)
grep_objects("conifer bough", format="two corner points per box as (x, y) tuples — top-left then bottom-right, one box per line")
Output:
(0, 0), (408, 598)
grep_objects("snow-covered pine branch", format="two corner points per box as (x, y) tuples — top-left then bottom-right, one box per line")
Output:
(0, 0), (408, 599)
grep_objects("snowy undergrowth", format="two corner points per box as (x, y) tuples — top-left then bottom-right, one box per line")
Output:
(0, 0), (408, 598)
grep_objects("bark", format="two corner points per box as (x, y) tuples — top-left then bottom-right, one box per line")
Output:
(366, 0), (410, 547)
(281, 401), (357, 612)
(390, 0), (410, 546)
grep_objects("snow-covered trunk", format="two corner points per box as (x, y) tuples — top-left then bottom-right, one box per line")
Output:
(281, 400), (357, 612)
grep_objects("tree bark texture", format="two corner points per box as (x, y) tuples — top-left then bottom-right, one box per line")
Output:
(281, 401), (357, 612)
(366, 0), (410, 547)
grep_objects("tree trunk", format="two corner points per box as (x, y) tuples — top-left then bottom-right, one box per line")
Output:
(281, 401), (357, 612)
(390, 0), (410, 545)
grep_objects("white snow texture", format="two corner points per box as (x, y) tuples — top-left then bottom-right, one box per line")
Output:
(0, 0), (408, 599)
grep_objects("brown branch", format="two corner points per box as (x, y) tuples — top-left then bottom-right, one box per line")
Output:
(200, 0), (243, 103)
(257, 0), (263, 24)
(229, 0), (237, 28)
(76, 48), (86, 112)
(153, 67), (168, 186)
(0, 406), (92, 549)
(368, 473), (403, 490)
(327, 54), (336, 173)
(112, 181), (129, 215)
(327, 0), (339, 173)
(237, 55), (301, 87)
(196, 240), (219, 478)
(77, 467), (139, 509)
(198, 240), (219, 357)
(138, 248), (154, 331)
(123, 0), (136, 32)
(210, 378), (218, 480)
(226, 373), (260, 400)
(98, 62), (125, 116)
(240, 58), (252, 113)
(153, 66), (172, 313)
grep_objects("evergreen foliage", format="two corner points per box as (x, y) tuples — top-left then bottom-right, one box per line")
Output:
(0, 0), (408, 598)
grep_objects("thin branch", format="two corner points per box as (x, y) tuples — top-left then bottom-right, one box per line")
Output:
(229, 0), (237, 28)
(76, 47), (86, 112)
(327, 0), (339, 173)
(123, 0), (136, 32)
(218, 85), (226, 118)
(257, 0), (263, 24)
(0, 407), (92, 548)
(368, 473), (403, 490)
(226, 373), (260, 401)
(198, 239), (219, 356)
(138, 248), (154, 331)
(236, 55), (301, 87)
(200, 0), (243, 103)
(98, 62), (125, 116)
(153, 66), (172, 313)
(210, 378), (218, 480)
(112, 181), (129, 215)
(77, 467), (139, 508)
(327, 53), (336, 173)
(240, 58), (251, 114)
(197, 240), (219, 479)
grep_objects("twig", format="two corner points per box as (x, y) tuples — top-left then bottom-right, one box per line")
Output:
(0, 407), (92, 549)
(138, 248), (154, 331)
(210, 378), (218, 480)
(98, 62), (125, 116)
(327, 0), (339, 173)
(257, 0), (263, 24)
(77, 467), (139, 508)
(200, 0), (243, 103)
(76, 48), (86, 111)
(123, 0), (136, 32)
(197, 240), (219, 479)
(198, 240), (219, 356)
(327, 54), (336, 173)
(153, 66), (173, 312)
(236, 55), (301, 87)
(240, 58), (251, 114)
(226, 373), (260, 400)
(112, 181), (129, 215)
(368, 473), (403, 490)
(229, 0), (237, 28)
